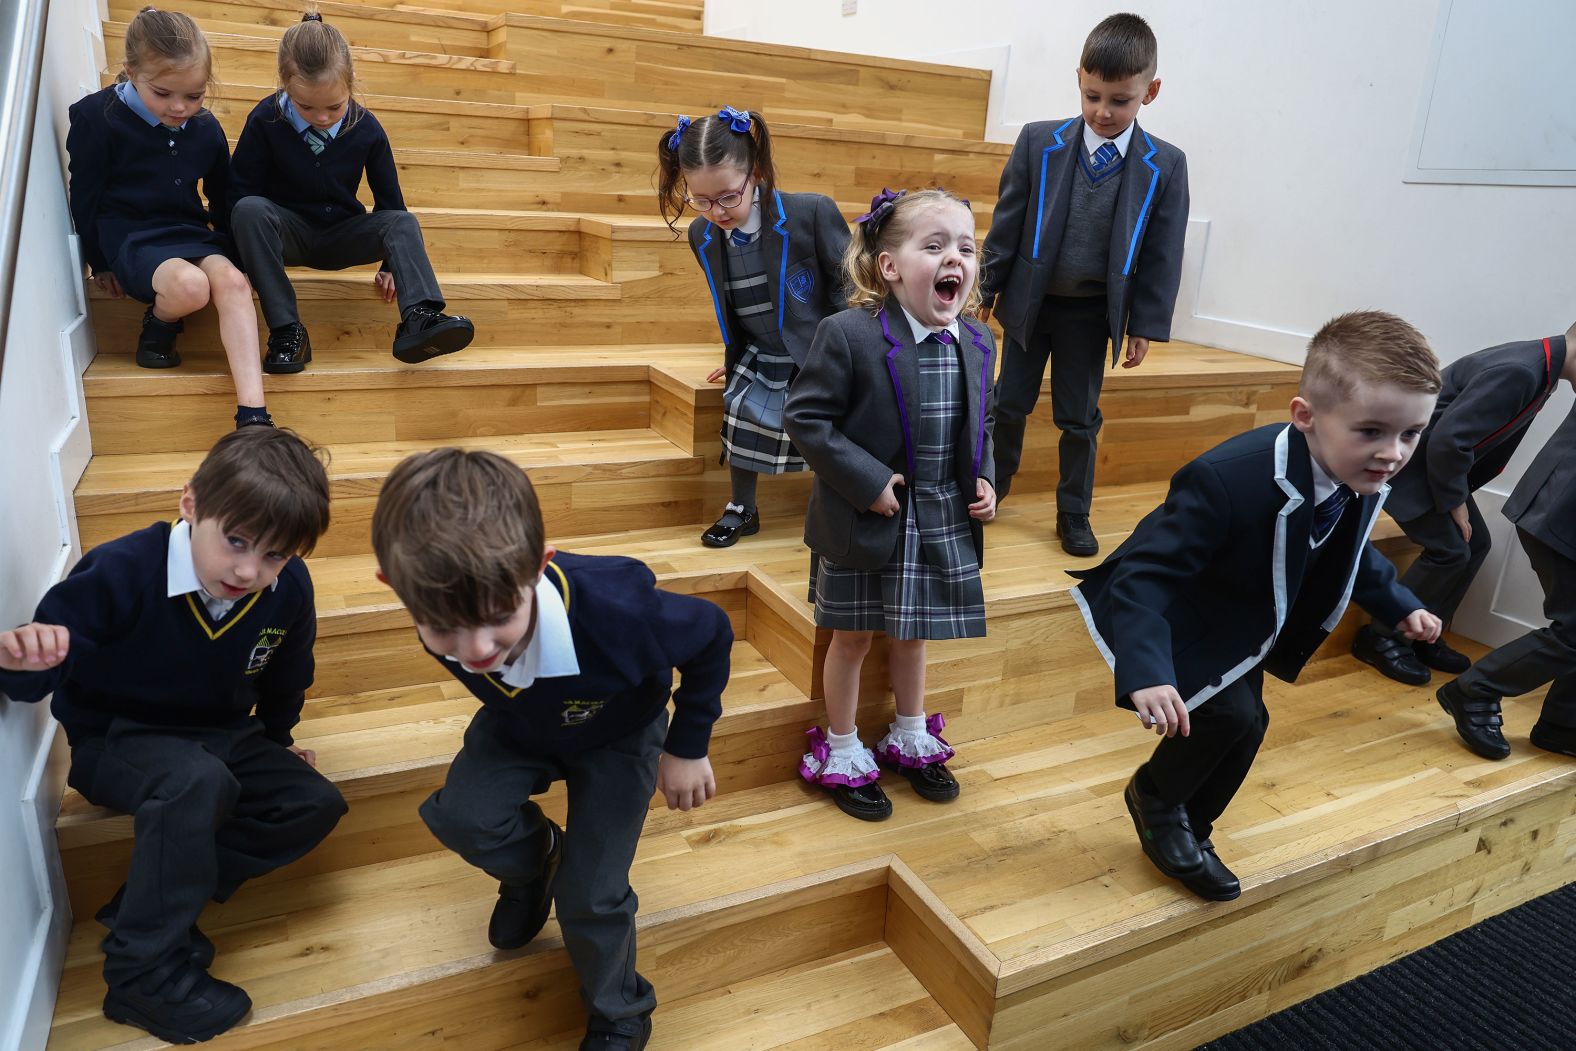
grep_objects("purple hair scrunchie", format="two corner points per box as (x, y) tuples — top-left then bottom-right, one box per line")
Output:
(855, 187), (907, 226)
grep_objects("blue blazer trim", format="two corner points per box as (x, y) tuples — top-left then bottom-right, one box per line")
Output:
(773, 189), (790, 332)
(1031, 117), (1078, 261)
(1121, 127), (1161, 277)
(698, 222), (729, 345)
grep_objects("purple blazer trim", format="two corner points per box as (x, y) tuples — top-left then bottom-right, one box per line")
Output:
(878, 307), (917, 481)
(959, 318), (992, 478)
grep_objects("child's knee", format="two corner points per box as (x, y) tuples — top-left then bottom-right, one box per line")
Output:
(209, 263), (253, 302)
(159, 266), (211, 313)
(378, 209), (421, 244)
(829, 631), (874, 658)
(231, 195), (276, 232)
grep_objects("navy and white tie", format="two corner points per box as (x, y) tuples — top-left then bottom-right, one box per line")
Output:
(728, 229), (753, 248)
(1313, 485), (1352, 540)
(1091, 141), (1120, 171)
(303, 127), (332, 155)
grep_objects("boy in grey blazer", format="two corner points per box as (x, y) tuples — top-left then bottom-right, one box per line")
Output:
(1355, 325), (1574, 685)
(980, 12), (1189, 557)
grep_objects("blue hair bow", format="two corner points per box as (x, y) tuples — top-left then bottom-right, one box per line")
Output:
(717, 105), (752, 133)
(667, 114), (692, 150)
(855, 187), (906, 226)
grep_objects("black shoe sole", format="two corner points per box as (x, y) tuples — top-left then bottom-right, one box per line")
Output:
(135, 350), (181, 369)
(700, 518), (761, 548)
(896, 764), (960, 802)
(1436, 688), (1510, 760)
(102, 990), (251, 1044)
(1179, 875), (1242, 901)
(1124, 786), (1204, 878)
(1352, 643), (1432, 686)
(263, 348), (311, 375)
(393, 319), (474, 364)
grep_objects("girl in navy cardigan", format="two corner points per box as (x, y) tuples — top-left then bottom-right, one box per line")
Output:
(66, 7), (270, 428)
(656, 108), (851, 549)
(229, 14), (474, 374)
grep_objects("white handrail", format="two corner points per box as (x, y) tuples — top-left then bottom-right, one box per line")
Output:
(0, 0), (52, 384)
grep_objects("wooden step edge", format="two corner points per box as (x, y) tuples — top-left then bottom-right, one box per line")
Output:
(102, 21), (522, 75)
(204, 80), (535, 119)
(84, 272), (624, 303)
(113, 0), (500, 33)
(992, 761), (1576, 998)
(885, 855), (1001, 1049)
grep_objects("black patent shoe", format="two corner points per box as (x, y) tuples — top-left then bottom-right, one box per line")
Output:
(135, 308), (183, 369)
(96, 887), (215, 969)
(1414, 638), (1471, 674)
(580, 1013), (652, 1051)
(700, 503), (760, 548)
(263, 322), (312, 375)
(393, 305), (474, 363)
(102, 964), (251, 1043)
(825, 779), (892, 821)
(1124, 773), (1205, 876)
(897, 761), (960, 802)
(1530, 721), (1576, 758)
(1056, 511), (1099, 557)
(1179, 839), (1242, 901)
(488, 821), (563, 950)
(1437, 680), (1510, 760)
(1352, 625), (1431, 685)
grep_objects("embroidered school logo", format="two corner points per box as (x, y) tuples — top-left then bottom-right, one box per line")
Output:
(561, 699), (606, 727)
(787, 265), (815, 304)
(245, 628), (287, 676)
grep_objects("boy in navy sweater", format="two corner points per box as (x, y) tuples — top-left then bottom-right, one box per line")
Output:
(0, 428), (344, 1043)
(371, 449), (732, 1051)
(981, 12), (1189, 557)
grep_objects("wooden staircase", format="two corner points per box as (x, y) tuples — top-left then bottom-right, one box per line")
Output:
(49, 1), (1576, 1048)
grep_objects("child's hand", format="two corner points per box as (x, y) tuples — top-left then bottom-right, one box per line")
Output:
(706, 365), (727, 383)
(1449, 504), (1472, 543)
(1121, 336), (1151, 369)
(657, 753), (717, 812)
(969, 478), (997, 521)
(1130, 684), (1190, 737)
(92, 273), (123, 298)
(0, 623), (70, 672)
(289, 745), (318, 768)
(1396, 609), (1443, 643)
(870, 474), (904, 517)
(374, 270), (397, 303)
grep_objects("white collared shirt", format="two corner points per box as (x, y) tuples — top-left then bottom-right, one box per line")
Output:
(451, 571), (580, 689)
(1309, 456), (1340, 507)
(732, 191), (764, 238)
(166, 520), (275, 619)
(897, 304), (961, 346)
(1082, 120), (1135, 160)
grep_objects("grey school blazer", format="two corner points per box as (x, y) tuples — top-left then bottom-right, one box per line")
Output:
(980, 116), (1189, 364)
(1505, 401), (1576, 562)
(1385, 335), (1568, 523)
(687, 189), (851, 373)
(784, 306), (996, 570)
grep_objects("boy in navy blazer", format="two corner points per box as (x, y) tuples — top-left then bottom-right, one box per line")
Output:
(1070, 312), (1443, 900)
(1437, 392), (1576, 762)
(981, 12), (1189, 557)
(1354, 323), (1575, 685)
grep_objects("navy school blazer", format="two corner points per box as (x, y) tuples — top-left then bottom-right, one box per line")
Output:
(1069, 424), (1422, 711)
(1505, 401), (1576, 562)
(1384, 334), (1568, 523)
(980, 116), (1189, 363)
(687, 189), (851, 373)
(784, 305), (996, 570)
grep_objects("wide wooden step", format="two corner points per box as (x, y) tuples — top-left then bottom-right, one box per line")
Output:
(108, 0), (500, 56)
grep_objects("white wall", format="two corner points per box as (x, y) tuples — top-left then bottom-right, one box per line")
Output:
(706, 0), (1574, 643)
(1, 0), (103, 1047)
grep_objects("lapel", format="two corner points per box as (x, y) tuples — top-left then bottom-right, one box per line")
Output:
(1030, 116), (1081, 262)
(1110, 119), (1162, 281)
(957, 318), (993, 478)
(1270, 425), (1311, 639)
(697, 220), (730, 345)
(878, 306), (922, 480)
(756, 189), (792, 332)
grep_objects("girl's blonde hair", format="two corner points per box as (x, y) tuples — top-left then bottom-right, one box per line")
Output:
(117, 6), (215, 94)
(843, 188), (982, 317)
(277, 13), (361, 128)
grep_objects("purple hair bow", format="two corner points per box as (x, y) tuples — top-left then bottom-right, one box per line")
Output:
(717, 105), (752, 133)
(667, 114), (692, 150)
(855, 187), (907, 226)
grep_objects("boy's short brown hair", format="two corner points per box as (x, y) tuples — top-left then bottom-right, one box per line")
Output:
(1081, 13), (1158, 80)
(371, 448), (545, 629)
(1300, 310), (1442, 407)
(189, 427), (330, 556)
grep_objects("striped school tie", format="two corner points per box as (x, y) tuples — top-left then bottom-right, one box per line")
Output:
(1313, 485), (1352, 540)
(303, 127), (332, 155)
(729, 229), (754, 248)
(1091, 141), (1120, 171)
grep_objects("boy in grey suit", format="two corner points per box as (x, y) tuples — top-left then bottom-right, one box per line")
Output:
(980, 12), (1189, 557)
(1354, 324), (1574, 685)
(1437, 395), (1576, 762)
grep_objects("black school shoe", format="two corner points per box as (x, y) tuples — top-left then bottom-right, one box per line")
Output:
(1414, 638), (1472, 674)
(488, 820), (563, 950)
(1179, 839), (1242, 901)
(1436, 679), (1510, 760)
(263, 322), (312, 375)
(895, 761), (960, 802)
(1056, 512), (1099, 557)
(1123, 774), (1205, 877)
(392, 305), (475, 364)
(102, 963), (251, 1043)
(135, 308), (183, 369)
(825, 779), (893, 821)
(96, 888), (216, 969)
(700, 503), (760, 548)
(580, 1013), (652, 1051)
(1530, 721), (1576, 759)
(1352, 625), (1432, 686)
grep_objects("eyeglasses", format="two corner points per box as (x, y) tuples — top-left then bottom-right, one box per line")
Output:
(683, 176), (752, 212)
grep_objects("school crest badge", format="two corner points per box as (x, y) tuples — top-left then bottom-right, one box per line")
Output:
(787, 265), (815, 304)
(246, 628), (287, 675)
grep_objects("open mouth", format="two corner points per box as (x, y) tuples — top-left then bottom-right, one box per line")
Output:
(934, 275), (962, 306)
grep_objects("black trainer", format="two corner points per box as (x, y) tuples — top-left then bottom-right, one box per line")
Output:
(1530, 721), (1576, 758)
(1413, 637), (1471, 674)
(1436, 679), (1510, 760)
(1179, 839), (1242, 901)
(1056, 511), (1099, 557)
(263, 322), (312, 375)
(1352, 625), (1431, 686)
(895, 761), (960, 802)
(825, 779), (893, 821)
(135, 308), (182, 369)
(102, 964), (251, 1043)
(1124, 773), (1205, 876)
(95, 887), (215, 969)
(700, 503), (760, 548)
(392, 305), (474, 364)
(580, 1013), (652, 1051)
(488, 821), (563, 950)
